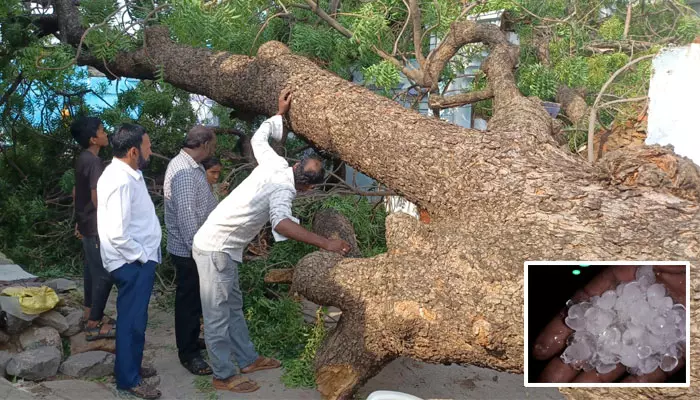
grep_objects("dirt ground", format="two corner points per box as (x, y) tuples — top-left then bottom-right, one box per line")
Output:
(9, 286), (564, 400)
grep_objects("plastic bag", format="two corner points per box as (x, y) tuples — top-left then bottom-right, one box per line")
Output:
(1, 286), (60, 315)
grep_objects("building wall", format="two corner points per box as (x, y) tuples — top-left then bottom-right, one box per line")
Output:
(646, 43), (700, 165)
(688, 0), (700, 15)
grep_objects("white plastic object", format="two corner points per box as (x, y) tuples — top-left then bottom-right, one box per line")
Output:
(366, 391), (424, 400)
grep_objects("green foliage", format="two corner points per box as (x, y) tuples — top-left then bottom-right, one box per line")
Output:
(553, 56), (589, 89)
(162, 0), (267, 54)
(351, 2), (394, 59)
(80, 0), (119, 25)
(59, 169), (75, 194)
(85, 28), (134, 62)
(586, 53), (630, 91)
(290, 25), (340, 62)
(362, 61), (401, 91)
(281, 311), (327, 388)
(193, 375), (217, 400)
(517, 63), (558, 101)
(470, 70), (493, 118)
(677, 15), (700, 43)
(599, 17), (624, 41)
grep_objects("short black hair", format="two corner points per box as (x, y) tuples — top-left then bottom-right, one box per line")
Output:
(293, 156), (325, 186)
(70, 117), (102, 149)
(184, 126), (215, 149)
(202, 156), (221, 171)
(111, 123), (146, 158)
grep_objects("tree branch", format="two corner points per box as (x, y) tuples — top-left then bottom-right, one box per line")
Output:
(587, 54), (655, 163)
(393, 0), (412, 56)
(408, 0), (426, 68)
(599, 96), (648, 109)
(623, 1), (633, 39)
(303, 0), (353, 38)
(328, 0), (341, 17)
(373, 47), (423, 84)
(428, 87), (493, 109)
(0, 74), (24, 109)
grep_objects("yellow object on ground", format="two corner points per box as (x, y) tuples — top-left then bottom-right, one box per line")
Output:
(1, 286), (59, 315)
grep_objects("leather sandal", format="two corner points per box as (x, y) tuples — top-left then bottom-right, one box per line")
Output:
(240, 356), (281, 374)
(212, 375), (259, 393)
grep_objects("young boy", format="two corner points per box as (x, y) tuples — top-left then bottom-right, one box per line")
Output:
(71, 116), (116, 340)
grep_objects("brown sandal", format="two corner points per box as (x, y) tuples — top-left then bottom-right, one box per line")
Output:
(241, 356), (281, 374)
(212, 375), (259, 393)
(125, 381), (161, 399)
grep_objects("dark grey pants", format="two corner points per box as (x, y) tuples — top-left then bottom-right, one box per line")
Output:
(82, 235), (114, 322)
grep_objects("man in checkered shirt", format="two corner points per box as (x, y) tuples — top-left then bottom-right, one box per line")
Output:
(164, 125), (218, 376)
(191, 89), (351, 393)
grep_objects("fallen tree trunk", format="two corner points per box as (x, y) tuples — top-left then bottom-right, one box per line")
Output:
(46, 2), (700, 399)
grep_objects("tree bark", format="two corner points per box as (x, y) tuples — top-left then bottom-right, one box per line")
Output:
(45, 2), (700, 399)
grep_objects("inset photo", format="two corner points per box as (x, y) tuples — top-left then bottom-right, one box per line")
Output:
(524, 261), (690, 387)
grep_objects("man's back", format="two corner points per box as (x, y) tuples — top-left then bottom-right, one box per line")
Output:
(164, 150), (217, 257)
(193, 163), (296, 262)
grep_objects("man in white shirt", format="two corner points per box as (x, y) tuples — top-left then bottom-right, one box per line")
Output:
(97, 123), (162, 400)
(192, 90), (350, 393)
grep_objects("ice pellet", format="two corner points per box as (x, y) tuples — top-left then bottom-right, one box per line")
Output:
(597, 290), (617, 309)
(565, 316), (585, 331)
(596, 363), (617, 374)
(636, 265), (656, 288)
(556, 268), (687, 376)
(660, 354), (678, 372)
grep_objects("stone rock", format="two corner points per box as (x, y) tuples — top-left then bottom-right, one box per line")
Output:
(0, 250), (11, 263)
(0, 351), (12, 377)
(41, 379), (118, 400)
(0, 330), (9, 344)
(0, 312), (32, 334)
(59, 351), (114, 378)
(43, 279), (77, 293)
(62, 311), (83, 337)
(5, 347), (61, 381)
(19, 327), (61, 352)
(0, 377), (36, 400)
(69, 333), (115, 355)
(55, 306), (78, 317)
(35, 311), (69, 335)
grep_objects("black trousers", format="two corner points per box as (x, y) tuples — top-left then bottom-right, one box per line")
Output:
(82, 235), (114, 322)
(170, 253), (203, 363)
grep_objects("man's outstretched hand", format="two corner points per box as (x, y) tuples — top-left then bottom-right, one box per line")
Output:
(277, 89), (292, 116)
(324, 238), (351, 256)
(532, 265), (686, 383)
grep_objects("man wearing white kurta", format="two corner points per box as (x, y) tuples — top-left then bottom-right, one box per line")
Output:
(97, 123), (162, 400)
(192, 89), (351, 393)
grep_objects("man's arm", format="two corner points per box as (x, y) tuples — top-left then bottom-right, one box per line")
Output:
(250, 89), (293, 168)
(250, 115), (286, 168)
(171, 170), (199, 253)
(89, 158), (103, 208)
(102, 184), (147, 264)
(269, 186), (349, 255)
(274, 218), (349, 254)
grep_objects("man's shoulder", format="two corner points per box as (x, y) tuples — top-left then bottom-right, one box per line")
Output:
(76, 150), (101, 168)
(98, 163), (130, 189)
(166, 153), (197, 176)
(266, 167), (295, 186)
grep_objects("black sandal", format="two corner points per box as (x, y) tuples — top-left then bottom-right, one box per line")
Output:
(181, 356), (212, 376)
